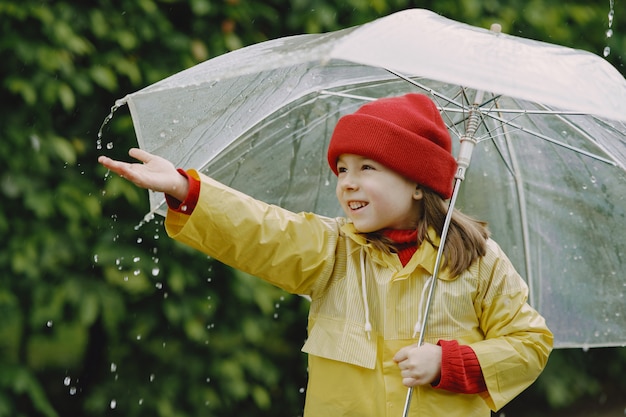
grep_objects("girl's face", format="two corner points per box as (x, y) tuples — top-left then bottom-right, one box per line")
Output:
(335, 154), (423, 233)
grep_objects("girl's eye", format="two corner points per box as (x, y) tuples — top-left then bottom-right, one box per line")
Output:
(362, 164), (374, 171)
(337, 166), (347, 173)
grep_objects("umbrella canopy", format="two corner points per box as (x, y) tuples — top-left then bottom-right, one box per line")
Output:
(114, 9), (626, 349)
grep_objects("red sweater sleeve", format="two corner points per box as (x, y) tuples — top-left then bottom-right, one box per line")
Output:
(164, 169), (201, 214)
(433, 340), (487, 394)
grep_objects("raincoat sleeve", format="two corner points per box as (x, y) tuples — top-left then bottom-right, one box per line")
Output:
(164, 170), (340, 295)
(470, 240), (553, 411)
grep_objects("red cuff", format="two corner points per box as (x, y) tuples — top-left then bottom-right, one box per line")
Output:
(433, 340), (487, 394)
(165, 169), (200, 214)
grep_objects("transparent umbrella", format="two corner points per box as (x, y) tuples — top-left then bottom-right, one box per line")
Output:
(111, 9), (626, 353)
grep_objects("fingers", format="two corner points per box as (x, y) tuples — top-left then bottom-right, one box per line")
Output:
(98, 155), (129, 173)
(97, 154), (144, 186)
(128, 147), (153, 163)
(394, 343), (442, 387)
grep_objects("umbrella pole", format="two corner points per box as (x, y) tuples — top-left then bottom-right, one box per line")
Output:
(401, 91), (483, 417)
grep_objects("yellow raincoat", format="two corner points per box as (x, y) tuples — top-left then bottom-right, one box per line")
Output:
(165, 171), (553, 417)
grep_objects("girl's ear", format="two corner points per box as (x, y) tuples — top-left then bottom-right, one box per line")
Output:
(413, 186), (423, 200)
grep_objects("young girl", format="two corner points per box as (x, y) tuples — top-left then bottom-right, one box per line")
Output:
(99, 93), (553, 417)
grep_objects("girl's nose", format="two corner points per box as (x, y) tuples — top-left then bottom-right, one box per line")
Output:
(338, 174), (358, 191)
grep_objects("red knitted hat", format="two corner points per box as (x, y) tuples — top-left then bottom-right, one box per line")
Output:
(327, 94), (457, 199)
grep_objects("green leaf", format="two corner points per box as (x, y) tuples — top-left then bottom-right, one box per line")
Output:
(58, 82), (76, 111)
(50, 136), (77, 163)
(90, 65), (118, 91)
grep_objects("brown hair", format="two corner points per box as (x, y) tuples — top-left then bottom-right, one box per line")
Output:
(363, 187), (490, 277)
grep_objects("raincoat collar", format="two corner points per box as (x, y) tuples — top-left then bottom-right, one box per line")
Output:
(339, 222), (454, 281)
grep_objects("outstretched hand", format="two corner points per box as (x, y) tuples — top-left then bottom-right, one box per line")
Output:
(393, 343), (442, 387)
(98, 148), (189, 201)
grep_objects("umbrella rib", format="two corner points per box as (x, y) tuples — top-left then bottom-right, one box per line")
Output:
(478, 111), (618, 166)
(318, 90), (377, 102)
(492, 102), (536, 306)
(480, 108), (590, 115)
(384, 68), (467, 109)
(537, 108), (626, 170)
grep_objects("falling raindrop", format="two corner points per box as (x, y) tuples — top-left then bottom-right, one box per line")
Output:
(603, 0), (615, 57)
(110, 362), (117, 372)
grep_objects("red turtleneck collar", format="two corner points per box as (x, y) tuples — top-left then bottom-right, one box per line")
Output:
(382, 229), (418, 267)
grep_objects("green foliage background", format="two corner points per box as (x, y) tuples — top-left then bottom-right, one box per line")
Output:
(1, 1), (624, 416)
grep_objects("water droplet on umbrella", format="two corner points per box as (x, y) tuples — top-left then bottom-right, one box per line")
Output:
(110, 363), (117, 372)
(603, 46), (611, 57)
(110, 399), (117, 409)
(64, 377), (71, 386)
(47, 320), (53, 327)
(152, 267), (160, 276)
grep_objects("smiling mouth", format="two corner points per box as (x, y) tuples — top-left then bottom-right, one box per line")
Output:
(348, 201), (368, 210)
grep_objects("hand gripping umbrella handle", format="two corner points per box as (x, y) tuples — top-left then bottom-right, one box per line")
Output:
(401, 91), (483, 417)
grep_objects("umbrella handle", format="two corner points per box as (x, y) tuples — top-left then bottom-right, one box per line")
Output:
(400, 176), (462, 417)
(400, 105), (480, 414)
